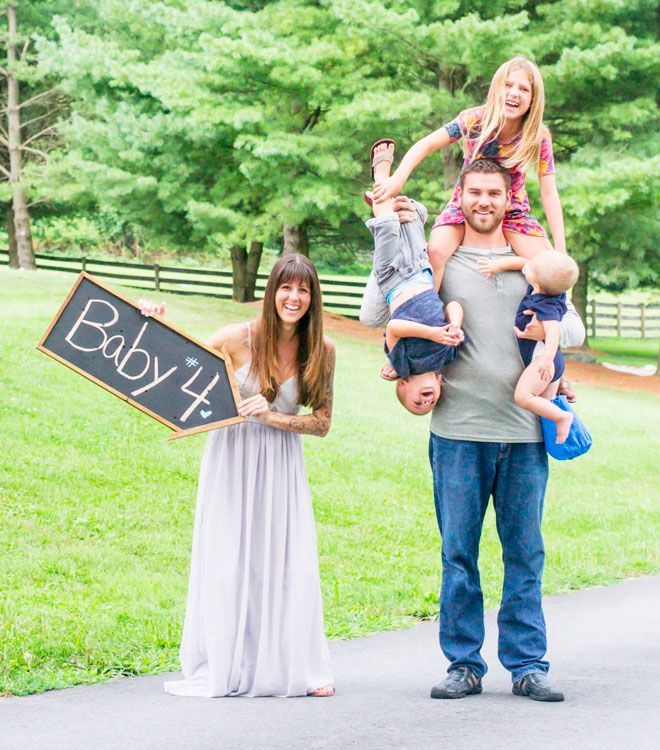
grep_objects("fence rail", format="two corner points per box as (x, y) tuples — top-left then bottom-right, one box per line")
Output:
(2, 250), (658, 336)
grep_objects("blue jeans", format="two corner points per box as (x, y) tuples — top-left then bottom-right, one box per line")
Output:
(428, 434), (550, 682)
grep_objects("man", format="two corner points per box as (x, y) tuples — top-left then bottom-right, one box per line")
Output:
(427, 158), (584, 702)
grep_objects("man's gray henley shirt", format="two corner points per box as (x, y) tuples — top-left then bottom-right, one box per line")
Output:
(431, 244), (584, 443)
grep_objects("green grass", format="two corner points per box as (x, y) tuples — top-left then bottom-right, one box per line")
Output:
(1, 269), (659, 696)
(590, 337), (659, 368)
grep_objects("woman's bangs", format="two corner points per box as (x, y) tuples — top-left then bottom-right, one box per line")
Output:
(278, 260), (316, 291)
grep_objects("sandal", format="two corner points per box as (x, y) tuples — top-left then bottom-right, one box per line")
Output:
(370, 138), (395, 181)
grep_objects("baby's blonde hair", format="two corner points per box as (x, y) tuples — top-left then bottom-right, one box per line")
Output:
(531, 251), (579, 296)
(471, 56), (547, 174)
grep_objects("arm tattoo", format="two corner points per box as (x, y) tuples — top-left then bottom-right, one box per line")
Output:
(272, 345), (335, 437)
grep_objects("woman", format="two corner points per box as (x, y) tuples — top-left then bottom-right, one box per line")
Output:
(145, 254), (335, 697)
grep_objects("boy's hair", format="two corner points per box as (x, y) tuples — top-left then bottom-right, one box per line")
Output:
(459, 158), (512, 191)
(531, 251), (579, 296)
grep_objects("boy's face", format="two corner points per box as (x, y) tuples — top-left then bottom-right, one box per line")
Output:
(397, 372), (443, 415)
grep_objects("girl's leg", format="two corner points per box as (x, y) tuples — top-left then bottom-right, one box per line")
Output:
(514, 363), (573, 444)
(428, 224), (464, 291)
(504, 230), (552, 259)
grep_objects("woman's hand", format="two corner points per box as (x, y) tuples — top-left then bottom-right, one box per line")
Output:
(237, 393), (270, 419)
(138, 299), (165, 317)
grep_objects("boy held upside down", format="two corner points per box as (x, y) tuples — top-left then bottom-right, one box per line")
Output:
(478, 249), (579, 443)
(361, 140), (465, 415)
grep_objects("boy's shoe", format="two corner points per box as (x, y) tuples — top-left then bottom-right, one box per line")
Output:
(512, 672), (564, 702)
(430, 666), (482, 699)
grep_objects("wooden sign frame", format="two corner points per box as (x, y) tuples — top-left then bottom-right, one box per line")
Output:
(37, 272), (245, 439)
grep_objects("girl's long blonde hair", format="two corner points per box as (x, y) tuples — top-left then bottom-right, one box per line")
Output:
(250, 254), (328, 409)
(470, 56), (547, 174)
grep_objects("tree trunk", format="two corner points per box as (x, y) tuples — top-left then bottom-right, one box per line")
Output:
(230, 244), (247, 302)
(245, 240), (263, 302)
(282, 222), (309, 257)
(6, 3), (35, 269)
(572, 259), (590, 349)
(6, 203), (18, 267)
(230, 240), (264, 302)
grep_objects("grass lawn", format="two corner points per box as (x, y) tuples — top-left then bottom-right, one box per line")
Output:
(590, 337), (659, 368)
(1, 269), (658, 696)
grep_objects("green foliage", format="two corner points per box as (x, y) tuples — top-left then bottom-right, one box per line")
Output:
(7, 0), (656, 282)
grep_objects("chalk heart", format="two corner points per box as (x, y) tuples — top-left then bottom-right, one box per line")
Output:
(200, 410), (212, 419)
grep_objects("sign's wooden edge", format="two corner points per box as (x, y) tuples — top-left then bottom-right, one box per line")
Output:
(35, 271), (246, 437)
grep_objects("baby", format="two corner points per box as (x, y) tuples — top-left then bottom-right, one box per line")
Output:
(361, 140), (465, 415)
(478, 250), (579, 443)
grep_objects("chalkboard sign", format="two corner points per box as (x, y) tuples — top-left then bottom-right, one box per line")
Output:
(37, 273), (244, 438)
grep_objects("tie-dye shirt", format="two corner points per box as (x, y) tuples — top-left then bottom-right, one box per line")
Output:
(434, 107), (556, 237)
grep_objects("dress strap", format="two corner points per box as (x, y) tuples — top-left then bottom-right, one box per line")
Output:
(245, 321), (253, 350)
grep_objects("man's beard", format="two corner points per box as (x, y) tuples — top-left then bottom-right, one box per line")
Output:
(463, 204), (506, 234)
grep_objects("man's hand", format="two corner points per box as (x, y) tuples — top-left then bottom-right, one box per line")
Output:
(514, 311), (545, 341)
(392, 195), (416, 224)
(558, 376), (577, 403)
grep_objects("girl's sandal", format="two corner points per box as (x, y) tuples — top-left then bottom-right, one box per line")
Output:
(370, 138), (396, 180)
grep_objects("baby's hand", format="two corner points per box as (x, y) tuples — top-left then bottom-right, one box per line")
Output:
(446, 324), (465, 344)
(434, 325), (463, 346)
(536, 356), (554, 382)
(477, 258), (499, 279)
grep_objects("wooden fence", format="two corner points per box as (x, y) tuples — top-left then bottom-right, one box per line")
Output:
(2, 250), (658, 336)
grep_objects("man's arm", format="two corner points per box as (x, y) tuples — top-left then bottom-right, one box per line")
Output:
(517, 301), (586, 352)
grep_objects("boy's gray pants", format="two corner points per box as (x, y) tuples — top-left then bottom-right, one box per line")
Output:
(360, 200), (430, 329)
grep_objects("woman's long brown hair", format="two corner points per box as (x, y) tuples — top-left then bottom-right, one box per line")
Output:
(250, 254), (328, 409)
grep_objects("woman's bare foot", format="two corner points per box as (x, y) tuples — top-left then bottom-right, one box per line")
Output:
(555, 411), (574, 444)
(308, 685), (335, 697)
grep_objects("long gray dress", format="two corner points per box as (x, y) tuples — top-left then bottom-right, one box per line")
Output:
(164, 351), (333, 698)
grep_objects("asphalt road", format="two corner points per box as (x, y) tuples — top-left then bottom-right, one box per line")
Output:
(3, 576), (659, 750)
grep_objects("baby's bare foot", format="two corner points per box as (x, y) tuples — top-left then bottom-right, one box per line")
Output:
(555, 411), (574, 444)
(372, 141), (395, 182)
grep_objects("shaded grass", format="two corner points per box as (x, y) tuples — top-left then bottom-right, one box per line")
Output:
(1, 269), (658, 695)
(590, 337), (659, 367)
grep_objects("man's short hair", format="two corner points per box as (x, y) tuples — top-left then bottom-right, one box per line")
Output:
(459, 159), (511, 191)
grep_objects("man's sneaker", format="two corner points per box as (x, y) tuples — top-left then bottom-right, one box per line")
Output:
(512, 672), (565, 702)
(430, 666), (482, 699)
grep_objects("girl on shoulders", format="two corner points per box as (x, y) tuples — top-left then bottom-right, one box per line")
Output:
(373, 56), (566, 288)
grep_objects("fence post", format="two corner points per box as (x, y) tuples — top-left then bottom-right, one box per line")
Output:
(590, 299), (597, 339)
(81, 256), (87, 272)
(616, 301), (622, 337)
(640, 303), (646, 339)
(154, 263), (160, 292)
